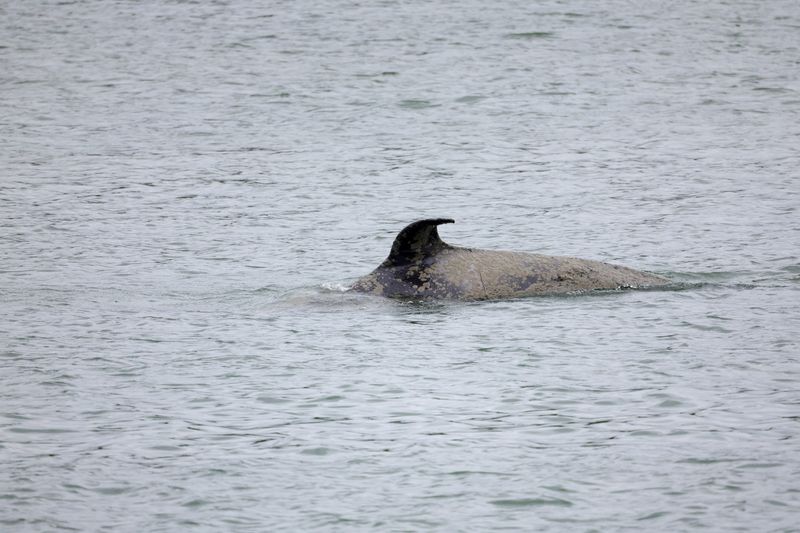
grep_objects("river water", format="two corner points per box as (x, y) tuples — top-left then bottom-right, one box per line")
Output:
(2, 0), (800, 531)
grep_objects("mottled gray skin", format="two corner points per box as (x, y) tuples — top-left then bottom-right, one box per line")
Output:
(350, 218), (668, 300)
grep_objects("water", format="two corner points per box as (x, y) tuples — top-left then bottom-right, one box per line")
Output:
(2, 0), (800, 530)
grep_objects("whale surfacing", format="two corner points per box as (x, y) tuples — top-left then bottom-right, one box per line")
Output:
(350, 218), (668, 300)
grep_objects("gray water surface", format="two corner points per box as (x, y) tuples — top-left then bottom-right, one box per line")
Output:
(2, 0), (800, 531)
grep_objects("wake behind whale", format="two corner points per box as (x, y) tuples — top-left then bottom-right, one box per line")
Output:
(350, 219), (668, 300)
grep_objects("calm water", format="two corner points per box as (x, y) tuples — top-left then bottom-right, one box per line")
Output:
(2, 0), (800, 531)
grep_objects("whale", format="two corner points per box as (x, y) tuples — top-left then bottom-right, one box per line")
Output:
(350, 218), (668, 300)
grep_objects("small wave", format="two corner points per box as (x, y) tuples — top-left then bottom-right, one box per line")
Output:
(319, 281), (351, 293)
(262, 283), (376, 313)
(491, 497), (573, 507)
(666, 269), (798, 289)
(505, 31), (556, 39)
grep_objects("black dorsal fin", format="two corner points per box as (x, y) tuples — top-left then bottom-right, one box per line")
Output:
(382, 218), (455, 267)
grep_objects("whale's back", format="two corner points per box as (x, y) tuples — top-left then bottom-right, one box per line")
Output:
(350, 219), (667, 300)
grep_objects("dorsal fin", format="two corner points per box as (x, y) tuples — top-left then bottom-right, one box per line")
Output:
(382, 218), (455, 267)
